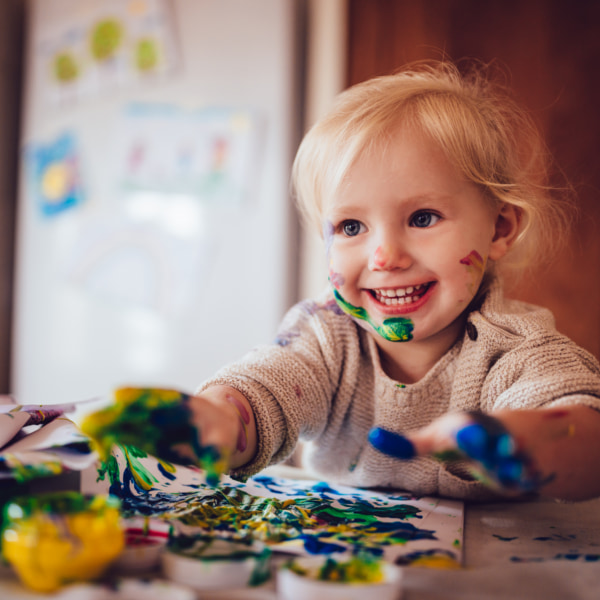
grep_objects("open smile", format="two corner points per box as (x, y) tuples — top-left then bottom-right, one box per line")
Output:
(367, 282), (435, 312)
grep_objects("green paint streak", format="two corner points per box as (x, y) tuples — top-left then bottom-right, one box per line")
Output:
(122, 445), (158, 491)
(333, 289), (413, 342)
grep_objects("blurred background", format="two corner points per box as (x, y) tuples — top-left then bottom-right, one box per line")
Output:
(0, 0), (598, 411)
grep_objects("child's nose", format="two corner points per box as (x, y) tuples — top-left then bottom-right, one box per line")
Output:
(368, 242), (412, 271)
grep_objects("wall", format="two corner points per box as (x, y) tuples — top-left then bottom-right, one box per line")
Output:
(346, 0), (600, 360)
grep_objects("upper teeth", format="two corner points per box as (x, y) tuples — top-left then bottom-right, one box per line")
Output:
(373, 284), (426, 305)
(375, 284), (422, 297)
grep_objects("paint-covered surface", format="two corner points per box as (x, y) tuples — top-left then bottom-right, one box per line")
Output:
(465, 497), (600, 569)
(0, 398), (95, 483)
(1, 492), (124, 592)
(99, 447), (463, 568)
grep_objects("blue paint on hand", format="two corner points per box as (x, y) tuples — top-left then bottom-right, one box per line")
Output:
(455, 412), (546, 493)
(368, 427), (416, 459)
(456, 423), (490, 462)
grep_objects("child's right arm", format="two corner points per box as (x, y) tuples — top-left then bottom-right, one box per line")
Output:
(188, 385), (258, 470)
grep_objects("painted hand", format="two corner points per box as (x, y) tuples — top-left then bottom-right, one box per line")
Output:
(369, 411), (549, 494)
(81, 387), (232, 486)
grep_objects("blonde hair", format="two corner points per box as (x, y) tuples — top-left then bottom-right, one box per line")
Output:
(292, 60), (571, 272)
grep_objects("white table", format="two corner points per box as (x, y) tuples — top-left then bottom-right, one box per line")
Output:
(2, 467), (600, 599)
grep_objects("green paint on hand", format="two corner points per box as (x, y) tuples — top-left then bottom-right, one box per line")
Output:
(81, 387), (227, 487)
(333, 289), (413, 342)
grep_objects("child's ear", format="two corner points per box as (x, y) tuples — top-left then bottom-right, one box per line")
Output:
(489, 203), (521, 261)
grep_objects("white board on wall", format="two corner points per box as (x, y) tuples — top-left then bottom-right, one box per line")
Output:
(13, 0), (302, 413)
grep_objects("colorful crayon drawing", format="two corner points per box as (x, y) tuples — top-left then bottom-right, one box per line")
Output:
(98, 445), (463, 567)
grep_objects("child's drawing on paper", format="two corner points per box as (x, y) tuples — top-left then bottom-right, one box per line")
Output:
(115, 104), (263, 207)
(26, 132), (85, 218)
(35, 0), (178, 106)
(63, 214), (213, 314)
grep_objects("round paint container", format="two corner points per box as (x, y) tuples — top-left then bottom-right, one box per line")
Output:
(161, 537), (271, 591)
(277, 554), (403, 600)
(1, 492), (124, 593)
(114, 518), (170, 573)
(55, 577), (196, 600)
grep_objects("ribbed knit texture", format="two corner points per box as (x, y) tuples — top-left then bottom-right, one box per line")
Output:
(197, 280), (600, 500)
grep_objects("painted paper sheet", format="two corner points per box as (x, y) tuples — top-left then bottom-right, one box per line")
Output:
(114, 104), (264, 207)
(63, 212), (214, 314)
(25, 132), (85, 218)
(103, 447), (464, 566)
(0, 399), (95, 481)
(35, 0), (178, 106)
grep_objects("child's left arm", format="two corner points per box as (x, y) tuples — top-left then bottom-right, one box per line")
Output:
(369, 405), (600, 501)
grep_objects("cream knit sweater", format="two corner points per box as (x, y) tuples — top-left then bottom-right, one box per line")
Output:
(197, 281), (600, 500)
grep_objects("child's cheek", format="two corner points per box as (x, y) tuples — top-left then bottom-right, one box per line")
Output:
(323, 222), (346, 290)
(458, 250), (487, 300)
(327, 248), (346, 290)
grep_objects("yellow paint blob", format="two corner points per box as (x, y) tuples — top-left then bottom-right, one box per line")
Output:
(41, 162), (70, 201)
(2, 493), (124, 593)
(408, 554), (462, 569)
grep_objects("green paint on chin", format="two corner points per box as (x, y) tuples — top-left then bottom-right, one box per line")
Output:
(333, 289), (414, 342)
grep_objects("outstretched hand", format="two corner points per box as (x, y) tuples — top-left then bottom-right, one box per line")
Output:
(369, 411), (548, 494)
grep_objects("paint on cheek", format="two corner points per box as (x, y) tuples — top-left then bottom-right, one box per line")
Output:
(333, 289), (413, 342)
(328, 269), (345, 288)
(459, 250), (486, 296)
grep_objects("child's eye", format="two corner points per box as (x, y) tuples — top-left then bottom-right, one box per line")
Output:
(341, 220), (365, 237)
(410, 211), (440, 228)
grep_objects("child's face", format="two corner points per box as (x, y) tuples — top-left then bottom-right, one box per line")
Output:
(324, 126), (502, 349)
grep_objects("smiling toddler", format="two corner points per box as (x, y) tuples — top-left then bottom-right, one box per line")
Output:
(190, 60), (600, 501)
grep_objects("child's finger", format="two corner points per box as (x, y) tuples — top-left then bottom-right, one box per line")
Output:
(368, 412), (473, 459)
(367, 428), (416, 459)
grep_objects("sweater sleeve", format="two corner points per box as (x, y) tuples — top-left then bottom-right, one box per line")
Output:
(195, 297), (349, 479)
(484, 332), (600, 413)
